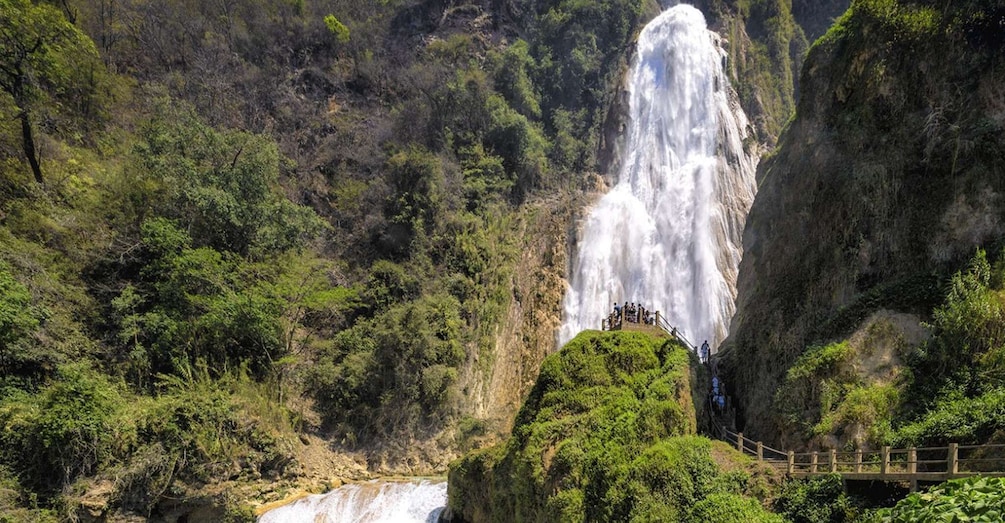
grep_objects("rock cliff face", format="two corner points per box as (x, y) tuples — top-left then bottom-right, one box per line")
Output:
(470, 195), (579, 431)
(723, 1), (1005, 443)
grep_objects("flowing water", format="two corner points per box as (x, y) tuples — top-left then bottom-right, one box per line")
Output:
(258, 479), (446, 523)
(560, 4), (758, 351)
(261, 5), (756, 522)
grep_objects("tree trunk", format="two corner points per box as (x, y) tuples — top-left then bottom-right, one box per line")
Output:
(19, 111), (43, 185)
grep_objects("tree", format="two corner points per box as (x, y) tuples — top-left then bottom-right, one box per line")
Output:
(0, 0), (98, 184)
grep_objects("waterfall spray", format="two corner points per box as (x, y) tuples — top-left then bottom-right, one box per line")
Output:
(560, 4), (757, 351)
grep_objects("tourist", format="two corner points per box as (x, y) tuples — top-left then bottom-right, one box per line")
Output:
(700, 340), (710, 363)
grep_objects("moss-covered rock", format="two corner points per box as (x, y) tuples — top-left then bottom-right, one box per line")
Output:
(446, 330), (779, 522)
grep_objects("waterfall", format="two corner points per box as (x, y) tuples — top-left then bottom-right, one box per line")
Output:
(258, 479), (446, 523)
(559, 4), (757, 351)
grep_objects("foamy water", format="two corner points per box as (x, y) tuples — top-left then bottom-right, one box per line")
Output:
(258, 479), (446, 523)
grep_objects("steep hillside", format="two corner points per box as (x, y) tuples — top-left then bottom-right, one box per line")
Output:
(724, 0), (1005, 444)
(0, 0), (655, 518)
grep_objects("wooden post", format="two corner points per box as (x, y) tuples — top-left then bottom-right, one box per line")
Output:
(655, 311), (660, 328)
(854, 449), (863, 473)
(757, 441), (764, 461)
(787, 451), (795, 475)
(909, 447), (920, 491)
(881, 446), (891, 476)
(948, 443), (958, 475)
(830, 449), (838, 472)
(737, 433), (744, 453)
(810, 452), (818, 474)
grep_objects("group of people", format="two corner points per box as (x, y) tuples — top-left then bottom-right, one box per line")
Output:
(708, 348), (729, 415)
(711, 375), (728, 413)
(609, 302), (655, 327)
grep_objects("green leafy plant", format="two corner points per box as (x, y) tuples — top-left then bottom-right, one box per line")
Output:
(874, 477), (1005, 522)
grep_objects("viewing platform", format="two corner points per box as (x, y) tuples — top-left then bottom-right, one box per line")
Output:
(602, 307), (698, 352)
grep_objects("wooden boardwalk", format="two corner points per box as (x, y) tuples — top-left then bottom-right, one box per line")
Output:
(717, 428), (1005, 490)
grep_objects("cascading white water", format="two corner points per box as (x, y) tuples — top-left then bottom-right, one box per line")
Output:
(560, 4), (757, 351)
(258, 479), (445, 523)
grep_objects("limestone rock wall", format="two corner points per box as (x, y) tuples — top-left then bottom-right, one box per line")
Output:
(723, 1), (1005, 444)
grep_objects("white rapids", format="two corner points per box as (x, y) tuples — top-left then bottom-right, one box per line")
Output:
(560, 4), (758, 351)
(258, 479), (446, 523)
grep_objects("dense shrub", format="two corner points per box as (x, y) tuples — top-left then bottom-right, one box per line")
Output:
(306, 292), (465, 440)
(687, 492), (783, 523)
(0, 262), (41, 377)
(0, 364), (125, 493)
(112, 219), (286, 382)
(775, 340), (857, 436)
(774, 474), (855, 523)
(132, 97), (326, 257)
(920, 250), (1005, 397)
(894, 250), (1005, 447)
(892, 388), (1005, 447)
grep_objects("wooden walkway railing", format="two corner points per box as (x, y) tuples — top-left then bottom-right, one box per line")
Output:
(714, 426), (1005, 489)
(607, 310), (1005, 488)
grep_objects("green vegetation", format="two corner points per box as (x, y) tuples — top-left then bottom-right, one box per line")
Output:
(0, 0), (664, 517)
(775, 250), (1005, 450)
(874, 477), (1005, 523)
(0, 363), (296, 520)
(764, 249), (1005, 520)
(324, 14), (350, 43)
(448, 331), (780, 522)
(850, 0), (938, 41)
(515, 0), (648, 171)
(895, 249), (1005, 447)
